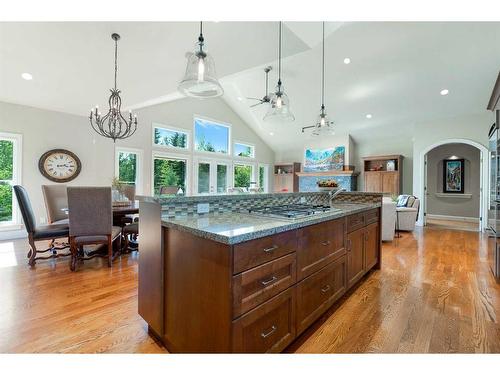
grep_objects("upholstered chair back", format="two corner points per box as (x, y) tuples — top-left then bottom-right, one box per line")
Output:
(41, 184), (68, 223)
(67, 187), (112, 237)
(13, 185), (36, 234)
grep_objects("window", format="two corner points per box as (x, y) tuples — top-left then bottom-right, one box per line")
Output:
(153, 124), (189, 150)
(115, 147), (143, 194)
(153, 154), (188, 195)
(0, 132), (21, 226)
(233, 163), (255, 189)
(194, 117), (230, 155)
(194, 159), (230, 195)
(234, 142), (255, 158)
(259, 164), (269, 193)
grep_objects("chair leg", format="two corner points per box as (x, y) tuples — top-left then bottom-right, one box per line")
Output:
(69, 237), (78, 272)
(107, 235), (112, 267)
(27, 234), (37, 267)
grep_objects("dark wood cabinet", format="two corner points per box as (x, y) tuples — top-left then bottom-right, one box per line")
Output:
(347, 228), (366, 287)
(296, 255), (347, 335)
(232, 287), (296, 353)
(139, 202), (381, 353)
(297, 218), (345, 280)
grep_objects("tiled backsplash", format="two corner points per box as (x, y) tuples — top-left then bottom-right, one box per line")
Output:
(139, 191), (382, 219)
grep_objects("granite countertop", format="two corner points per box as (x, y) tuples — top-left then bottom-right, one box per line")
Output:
(161, 202), (381, 245)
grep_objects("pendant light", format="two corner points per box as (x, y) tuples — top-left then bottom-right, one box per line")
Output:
(264, 22), (295, 122)
(302, 22), (334, 136)
(90, 33), (138, 142)
(178, 22), (224, 98)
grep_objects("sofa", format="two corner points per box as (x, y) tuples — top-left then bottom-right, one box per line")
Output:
(396, 195), (420, 231)
(381, 197), (396, 241)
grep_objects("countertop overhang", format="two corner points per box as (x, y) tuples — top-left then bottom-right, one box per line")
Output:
(160, 202), (381, 245)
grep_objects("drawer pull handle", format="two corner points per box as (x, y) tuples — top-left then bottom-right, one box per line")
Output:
(261, 276), (277, 286)
(321, 285), (331, 293)
(321, 240), (331, 246)
(263, 245), (279, 253)
(261, 325), (277, 338)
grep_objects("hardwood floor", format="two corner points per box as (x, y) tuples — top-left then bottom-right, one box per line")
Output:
(0, 227), (499, 353)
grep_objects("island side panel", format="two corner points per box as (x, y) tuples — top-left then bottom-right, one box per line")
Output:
(164, 227), (233, 353)
(138, 201), (164, 338)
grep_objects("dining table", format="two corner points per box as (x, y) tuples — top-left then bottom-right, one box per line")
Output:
(61, 201), (139, 218)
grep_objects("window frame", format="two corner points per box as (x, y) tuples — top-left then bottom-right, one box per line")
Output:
(114, 146), (143, 195)
(234, 140), (256, 159)
(232, 161), (256, 190)
(151, 151), (191, 196)
(152, 123), (190, 152)
(0, 132), (22, 229)
(193, 115), (232, 158)
(193, 157), (232, 196)
(258, 163), (270, 193)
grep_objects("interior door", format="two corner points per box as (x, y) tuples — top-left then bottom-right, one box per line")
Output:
(194, 159), (231, 195)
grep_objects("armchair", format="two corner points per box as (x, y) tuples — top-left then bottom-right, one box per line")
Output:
(396, 196), (420, 231)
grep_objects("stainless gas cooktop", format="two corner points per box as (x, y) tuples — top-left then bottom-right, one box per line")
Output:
(247, 203), (337, 220)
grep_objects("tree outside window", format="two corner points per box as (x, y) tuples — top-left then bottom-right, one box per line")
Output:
(154, 126), (188, 149)
(194, 118), (229, 154)
(118, 152), (137, 184)
(154, 158), (186, 195)
(234, 164), (252, 188)
(0, 140), (13, 222)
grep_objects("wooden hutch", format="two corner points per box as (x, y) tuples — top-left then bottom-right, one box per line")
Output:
(362, 155), (403, 195)
(273, 162), (301, 193)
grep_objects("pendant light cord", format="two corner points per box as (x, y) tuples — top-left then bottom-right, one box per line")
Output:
(114, 36), (118, 90)
(321, 21), (325, 111)
(198, 21), (204, 52)
(278, 21), (282, 88)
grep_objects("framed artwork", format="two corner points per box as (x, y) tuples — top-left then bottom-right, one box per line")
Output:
(304, 146), (345, 172)
(443, 158), (464, 194)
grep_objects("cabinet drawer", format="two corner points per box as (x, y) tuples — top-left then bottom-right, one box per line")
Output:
(297, 218), (346, 280)
(232, 287), (296, 353)
(365, 208), (379, 225)
(296, 255), (347, 335)
(233, 253), (296, 318)
(233, 231), (298, 274)
(347, 212), (365, 233)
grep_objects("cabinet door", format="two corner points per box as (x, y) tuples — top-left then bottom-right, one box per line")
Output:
(364, 172), (381, 192)
(381, 171), (399, 195)
(347, 228), (365, 288)
(297, 218), (346, 280)
(365, 222), (379, 270)
(296, 256), (347, 335)
(232, 287), (296, 353)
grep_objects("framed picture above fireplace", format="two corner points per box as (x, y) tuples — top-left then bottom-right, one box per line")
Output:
(443, 158), (465, 194)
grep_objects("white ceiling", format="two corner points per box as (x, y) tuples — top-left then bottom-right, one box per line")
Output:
(1, 22), (500, 154)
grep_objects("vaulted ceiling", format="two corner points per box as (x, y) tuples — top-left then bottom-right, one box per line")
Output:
(1, 22), (500, 153)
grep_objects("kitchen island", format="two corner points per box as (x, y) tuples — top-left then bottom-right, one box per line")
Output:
(138, 192), (382, 353)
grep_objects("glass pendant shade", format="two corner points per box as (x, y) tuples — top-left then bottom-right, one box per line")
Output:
(264, 85), (295, 121)
(312, 112), (335, 136)
(178, 40), (224, 98)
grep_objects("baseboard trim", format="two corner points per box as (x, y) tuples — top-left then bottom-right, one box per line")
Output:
(426, 214), (479, 223)
(0, 230), (27, 241)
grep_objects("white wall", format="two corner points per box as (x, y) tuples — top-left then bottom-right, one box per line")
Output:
(426, 143), (480, 218)
(0, 98), (275, 228)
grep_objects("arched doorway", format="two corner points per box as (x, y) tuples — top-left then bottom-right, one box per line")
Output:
(418, 138), (489, 232)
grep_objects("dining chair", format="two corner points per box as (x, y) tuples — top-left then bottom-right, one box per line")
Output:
(67, 186), (122, 271)
(122, 222), (139, 253)
(13, 185), (71, 267)
(41, 184), (69, 225)
(119, 184), (137, 225)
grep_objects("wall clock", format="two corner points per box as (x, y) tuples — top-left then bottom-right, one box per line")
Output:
(38, 149), (82, 183)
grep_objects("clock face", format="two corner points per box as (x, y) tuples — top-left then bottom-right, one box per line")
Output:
(39, 149), (81, 183)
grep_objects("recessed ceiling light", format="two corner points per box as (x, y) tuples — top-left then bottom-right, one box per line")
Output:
(269, 132), (274, 136)
(343, 58), (351, 65)
(21, 73), (33, 80)
(366, 114), (372, 119)
(440, 89), (449, 96)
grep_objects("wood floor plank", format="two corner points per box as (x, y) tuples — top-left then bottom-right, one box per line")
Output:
(1, 226), (500, 353)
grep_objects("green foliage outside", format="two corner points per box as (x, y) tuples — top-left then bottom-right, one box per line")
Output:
(118, 152), (137, 184)
(154, 128), (187, 149)
(217, 165), (227, 193)
(234, 165), (251, 188)
(0, 140), (13, 222)
(197, 163), (210, 194)
(154, 159), (186, 195)
(196, 136), (217, 153)
(259, 166), (265, 188)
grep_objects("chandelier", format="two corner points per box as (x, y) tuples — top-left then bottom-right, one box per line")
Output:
(302, 22), (334, 136)
(90, 33), (138, 142)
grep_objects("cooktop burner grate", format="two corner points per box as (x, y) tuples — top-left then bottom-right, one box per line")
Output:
(247, 204), (332, 219)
